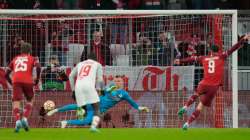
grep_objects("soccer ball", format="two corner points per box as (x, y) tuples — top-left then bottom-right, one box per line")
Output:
(43, 100), (55, 111)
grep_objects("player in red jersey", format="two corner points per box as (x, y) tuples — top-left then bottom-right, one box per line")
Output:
(5, 42), (41, 132)
(175, 34), (250, 130)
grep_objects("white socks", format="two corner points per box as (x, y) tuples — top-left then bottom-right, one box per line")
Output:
(91, 116), (100, 129)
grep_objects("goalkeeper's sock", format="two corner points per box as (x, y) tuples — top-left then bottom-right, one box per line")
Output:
(66, 120), (85, 125)
(23, 103), (32, 118)
(13, 108), (21, 121)
(58, 104), (78, 112)
(91, 116), (100, 129)
(187, 109), (201, 124)
(61, 121), (67, 128)
(47, 109), (58, 116)
(185, 95), (198, 107)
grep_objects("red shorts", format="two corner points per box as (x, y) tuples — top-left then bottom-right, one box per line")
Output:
(196, 84), (220, 107)
(12, 83), (34, 101)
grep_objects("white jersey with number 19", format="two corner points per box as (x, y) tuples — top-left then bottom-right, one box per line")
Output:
(69, 59), (103, 107)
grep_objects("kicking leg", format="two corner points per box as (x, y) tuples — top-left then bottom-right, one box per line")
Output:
(60, 107), (93, 128)
(178, 93), (199, 118)
(47, 104), (78, 116)
(183, 102), (204, 130)
(90, 102), (101, 132)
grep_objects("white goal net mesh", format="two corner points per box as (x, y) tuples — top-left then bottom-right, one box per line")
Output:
(0, 11), (235, 128)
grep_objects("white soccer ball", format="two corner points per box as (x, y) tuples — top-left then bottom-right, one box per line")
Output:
(43, 100), (55, 111)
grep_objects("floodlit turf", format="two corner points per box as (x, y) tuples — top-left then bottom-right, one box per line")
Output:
(0, 128), (250, 140)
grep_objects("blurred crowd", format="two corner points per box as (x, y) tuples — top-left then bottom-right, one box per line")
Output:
(0, 0), (249, 10)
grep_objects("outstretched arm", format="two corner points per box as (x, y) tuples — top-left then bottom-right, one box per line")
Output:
(174, 56), (203, 65)
(123, 91), (149, 112)
(123, 91), (139, 110)
(223, 34), (250, 58)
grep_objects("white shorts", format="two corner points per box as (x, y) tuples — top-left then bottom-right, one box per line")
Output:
(75, 86), (100, 107)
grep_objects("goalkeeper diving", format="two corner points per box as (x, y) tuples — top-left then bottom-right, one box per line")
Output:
(46, 75), (149, 128)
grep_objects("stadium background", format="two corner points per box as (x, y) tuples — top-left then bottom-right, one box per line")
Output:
(0, 0), (250, 130)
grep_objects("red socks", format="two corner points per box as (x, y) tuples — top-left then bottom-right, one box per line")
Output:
(23, 103), (32, 118)
(185, 95), (198, 107)
(187, 109), (201, 124)
(13, 108), (20, 121)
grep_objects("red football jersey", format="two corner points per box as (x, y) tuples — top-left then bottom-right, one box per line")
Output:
(179, 38), (245, 86)
(198, 53), (226, 86)
(8, 54), (39, 84)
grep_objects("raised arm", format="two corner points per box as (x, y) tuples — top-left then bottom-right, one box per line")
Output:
(222, 34), (250, 58)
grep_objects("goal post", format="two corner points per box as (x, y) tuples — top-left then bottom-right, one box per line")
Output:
(0, 10), (238, 128)
(232, 11), (238, 128)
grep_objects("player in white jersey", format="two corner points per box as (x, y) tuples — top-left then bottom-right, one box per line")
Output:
(69, 52), (103, 132)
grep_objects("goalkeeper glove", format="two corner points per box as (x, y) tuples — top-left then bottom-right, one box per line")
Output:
(106, 85), (117, 93)
(138, 106), (150, 112)
(72, 91), (76, 101)
(76, 107), (85, 120)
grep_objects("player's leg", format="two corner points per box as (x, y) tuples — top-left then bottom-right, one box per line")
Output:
(61, 105), (93, 128)
(178, 84), (204, 118)
(21, 84), (35, 131)
(90, 102), (101, 132)
(182, 85), (219, 130)
(81, 89), (101, 132)
(47, 104), (78, 116)
(183, 102), (204, 130)
(178, 93), (199, 118)
(12, 83), (23, 133)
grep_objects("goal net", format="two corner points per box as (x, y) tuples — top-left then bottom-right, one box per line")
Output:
(0, 10), (237, 128)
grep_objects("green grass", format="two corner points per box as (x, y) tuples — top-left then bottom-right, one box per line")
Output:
(0, 128), (250, 140)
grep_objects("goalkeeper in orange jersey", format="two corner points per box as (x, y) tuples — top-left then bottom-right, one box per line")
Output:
(175, 34), (250, 130)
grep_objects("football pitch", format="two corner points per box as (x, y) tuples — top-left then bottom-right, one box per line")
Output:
(0, 128), (250, 140)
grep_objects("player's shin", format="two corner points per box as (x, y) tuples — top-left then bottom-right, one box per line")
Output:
(58, 104), (78, 112)
(187, 109), (201, 125)
(91, 116), (100, 129)
(23, 103), (32, 118)
(185, 94), (198, 107)
(91, 103), (101, 129)
(13, 108), (21, 121)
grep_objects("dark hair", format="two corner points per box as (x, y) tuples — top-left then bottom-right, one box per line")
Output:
(210, 44), (219, 52)
(20, 42), (32, 54)
(115, 75), (125, 78)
